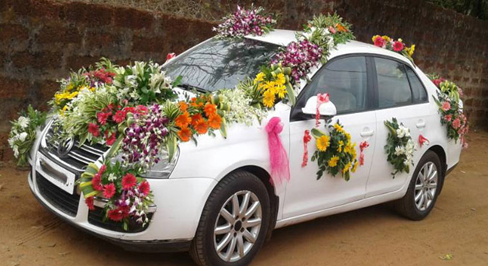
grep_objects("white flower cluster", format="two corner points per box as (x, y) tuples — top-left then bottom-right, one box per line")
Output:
(8, 116), (31, 158)
(219, 88), (267, 126)
(113, 61), (173, 102)
(394, 125), (415, 166)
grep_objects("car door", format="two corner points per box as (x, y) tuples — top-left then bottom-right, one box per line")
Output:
(283, 56), (377, 218)
(366, 56), (430, 197)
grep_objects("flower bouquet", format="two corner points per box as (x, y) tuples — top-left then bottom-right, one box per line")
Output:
(384, 118), (415, 178)
(372, 35), (415, 62)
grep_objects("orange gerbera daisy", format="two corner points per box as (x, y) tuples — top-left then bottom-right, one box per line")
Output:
(336, 23), (348, 33)
(190, 97), (204, 108)
(208, 114), (222, 129)
(204, 103), (217, 117)
(175, 111), (191, 128)
(177, 126), (192, 142)
(178, 101), (188, 111)
(194, 119), (208, 134)
(191, 113), (203, 127)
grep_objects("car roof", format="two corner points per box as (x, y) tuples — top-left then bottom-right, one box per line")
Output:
(245, 29), (414, 67)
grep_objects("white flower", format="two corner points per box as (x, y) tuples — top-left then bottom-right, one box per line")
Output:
(395, 146), (405, 156)
(18, 116), (30, 129)
(18, 132), (28, 142)
(108, 173), (117, 182)
(8, 137), (15, 147)
(13, 146), (19, 158)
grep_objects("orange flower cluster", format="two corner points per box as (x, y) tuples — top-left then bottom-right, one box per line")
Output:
(176, 96), (223, 142)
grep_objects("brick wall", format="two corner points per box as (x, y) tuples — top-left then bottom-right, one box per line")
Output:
(0, 0), (487, 161)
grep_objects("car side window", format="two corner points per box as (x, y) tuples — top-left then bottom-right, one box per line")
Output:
(298, 56), (368, 114)
(375, 58), (412, 108)
(405, 67), (428, 103)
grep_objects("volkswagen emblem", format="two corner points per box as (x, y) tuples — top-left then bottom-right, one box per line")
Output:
(57, 138), (75, 158)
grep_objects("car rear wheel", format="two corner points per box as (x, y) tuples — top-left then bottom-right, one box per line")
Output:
(190, 171), (271, 266)
(394, 150), (443, 220)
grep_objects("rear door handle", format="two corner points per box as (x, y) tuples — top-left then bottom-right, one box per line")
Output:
(360, 129), (374, 137)
(416, 120), (426, 128)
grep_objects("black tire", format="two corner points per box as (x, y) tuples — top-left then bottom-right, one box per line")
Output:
(190, 171), (271, 266)
(394, 150), (443, 221)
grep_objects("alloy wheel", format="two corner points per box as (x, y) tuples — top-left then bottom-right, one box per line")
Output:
(213, 190), (262, 262)
(414, 162), (438, 211)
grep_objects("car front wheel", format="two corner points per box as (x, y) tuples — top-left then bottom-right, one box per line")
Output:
(190, 171), (271, 266)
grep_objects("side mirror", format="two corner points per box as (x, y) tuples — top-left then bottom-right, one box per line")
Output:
(301, 96), (337, 117)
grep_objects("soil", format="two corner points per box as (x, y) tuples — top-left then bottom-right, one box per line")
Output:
(1, 131), (487, 266)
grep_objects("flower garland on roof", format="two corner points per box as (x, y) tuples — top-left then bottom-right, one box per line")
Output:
(213, 5), (277, 39)
(384, 118), (415, 178)
(372, 35), (415, 62)
(429, 75), (469, 146)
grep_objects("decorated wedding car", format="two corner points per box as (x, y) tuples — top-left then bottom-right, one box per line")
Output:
(10, 6), (467, 266)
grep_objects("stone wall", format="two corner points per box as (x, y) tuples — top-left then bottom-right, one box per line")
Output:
(0, 0), (487, 161)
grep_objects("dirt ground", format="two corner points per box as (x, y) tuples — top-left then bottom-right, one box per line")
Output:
(1, 132), (487, 266)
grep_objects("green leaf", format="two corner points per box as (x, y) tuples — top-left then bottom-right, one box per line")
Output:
(166, 135), (178, 162)
(311, 128), (326, 139)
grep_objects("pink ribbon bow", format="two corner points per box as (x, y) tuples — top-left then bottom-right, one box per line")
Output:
(315, 93), (329, 127)
(359, 141), (369, 166)
(265, 117), (290, 185)
(302, 130), (312, 167)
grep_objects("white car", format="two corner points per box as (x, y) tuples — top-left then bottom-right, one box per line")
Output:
(28, 29), (462, 266)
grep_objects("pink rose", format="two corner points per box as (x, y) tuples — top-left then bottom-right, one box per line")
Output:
(444, 114), (452, 122)
(441, 101), (451, 111)
(452, 118), (461, 129)
(393, 41), (404, 52)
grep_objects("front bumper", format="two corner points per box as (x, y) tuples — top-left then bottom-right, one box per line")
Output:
(28, 168), (217, 252)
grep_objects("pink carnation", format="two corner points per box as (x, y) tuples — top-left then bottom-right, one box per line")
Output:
(441, 101), (451, 111)
(393, 41), (404, 52)
(373, 36), (385, 48)
(452, 118), (461, 129)
(444, 114), (452, 122)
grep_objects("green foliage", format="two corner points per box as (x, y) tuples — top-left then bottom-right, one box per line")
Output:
(384, 118), (415, 178)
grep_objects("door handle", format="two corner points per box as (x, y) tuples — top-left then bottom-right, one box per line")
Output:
(360, 129), (374, 137)
(416, 120), (426, 129)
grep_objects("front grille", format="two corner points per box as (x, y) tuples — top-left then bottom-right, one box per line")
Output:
(42, 125), (109, 171)
(36, 171), (80, 217)
(88, 206), (152, 233)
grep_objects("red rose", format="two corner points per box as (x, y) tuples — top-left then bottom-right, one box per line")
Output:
(122, 173), (137, 190)
(97, 112), (111, 125)
(138, 181), (150, 196)
(103, 183), (116, 199)
(85, 196), (95, 211)
(393, 41), (404, 52)
(92, 173), (103, 191)
(374, 36), (385, 48)
(88, 123), (100, 137)
(166, 52), (176, 62)
(113, 110), (126, 124)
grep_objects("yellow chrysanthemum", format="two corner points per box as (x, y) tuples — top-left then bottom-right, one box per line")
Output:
(65, 83), (74, 92)
(328, 156), (339, 167)
(342, 162), (352, 174)
(262, 90), (276, 108)
(337, 140), (344, 152)
(382, 35), (391, 42)
(345, 133), (351, 143)
(254, 72), (265, 84)
(351, 162), (358, 173)
(334, 123), (344, 133)
(275, 84), (287, 99)
(316, 135), (330, 152)
(275, 73), (286, 86)
(265, 81), (277, 94)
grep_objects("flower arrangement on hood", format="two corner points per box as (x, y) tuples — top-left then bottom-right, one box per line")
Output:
(213, 5), (277, 39)
(372, 35), (415, 62)
(429, 75), (469, 146)
(310, 121), (358, 181)
(8, 105), (46, 166)
(384, 118), (415, 178)
(78, 162), (153, 230)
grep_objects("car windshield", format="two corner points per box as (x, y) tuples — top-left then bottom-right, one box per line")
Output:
(163, 38), (279, 92)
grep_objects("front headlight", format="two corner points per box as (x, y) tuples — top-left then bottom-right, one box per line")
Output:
(141, 148), (180, 179)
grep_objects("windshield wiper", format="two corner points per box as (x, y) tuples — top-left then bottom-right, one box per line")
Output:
(177, 83), (207, 93)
